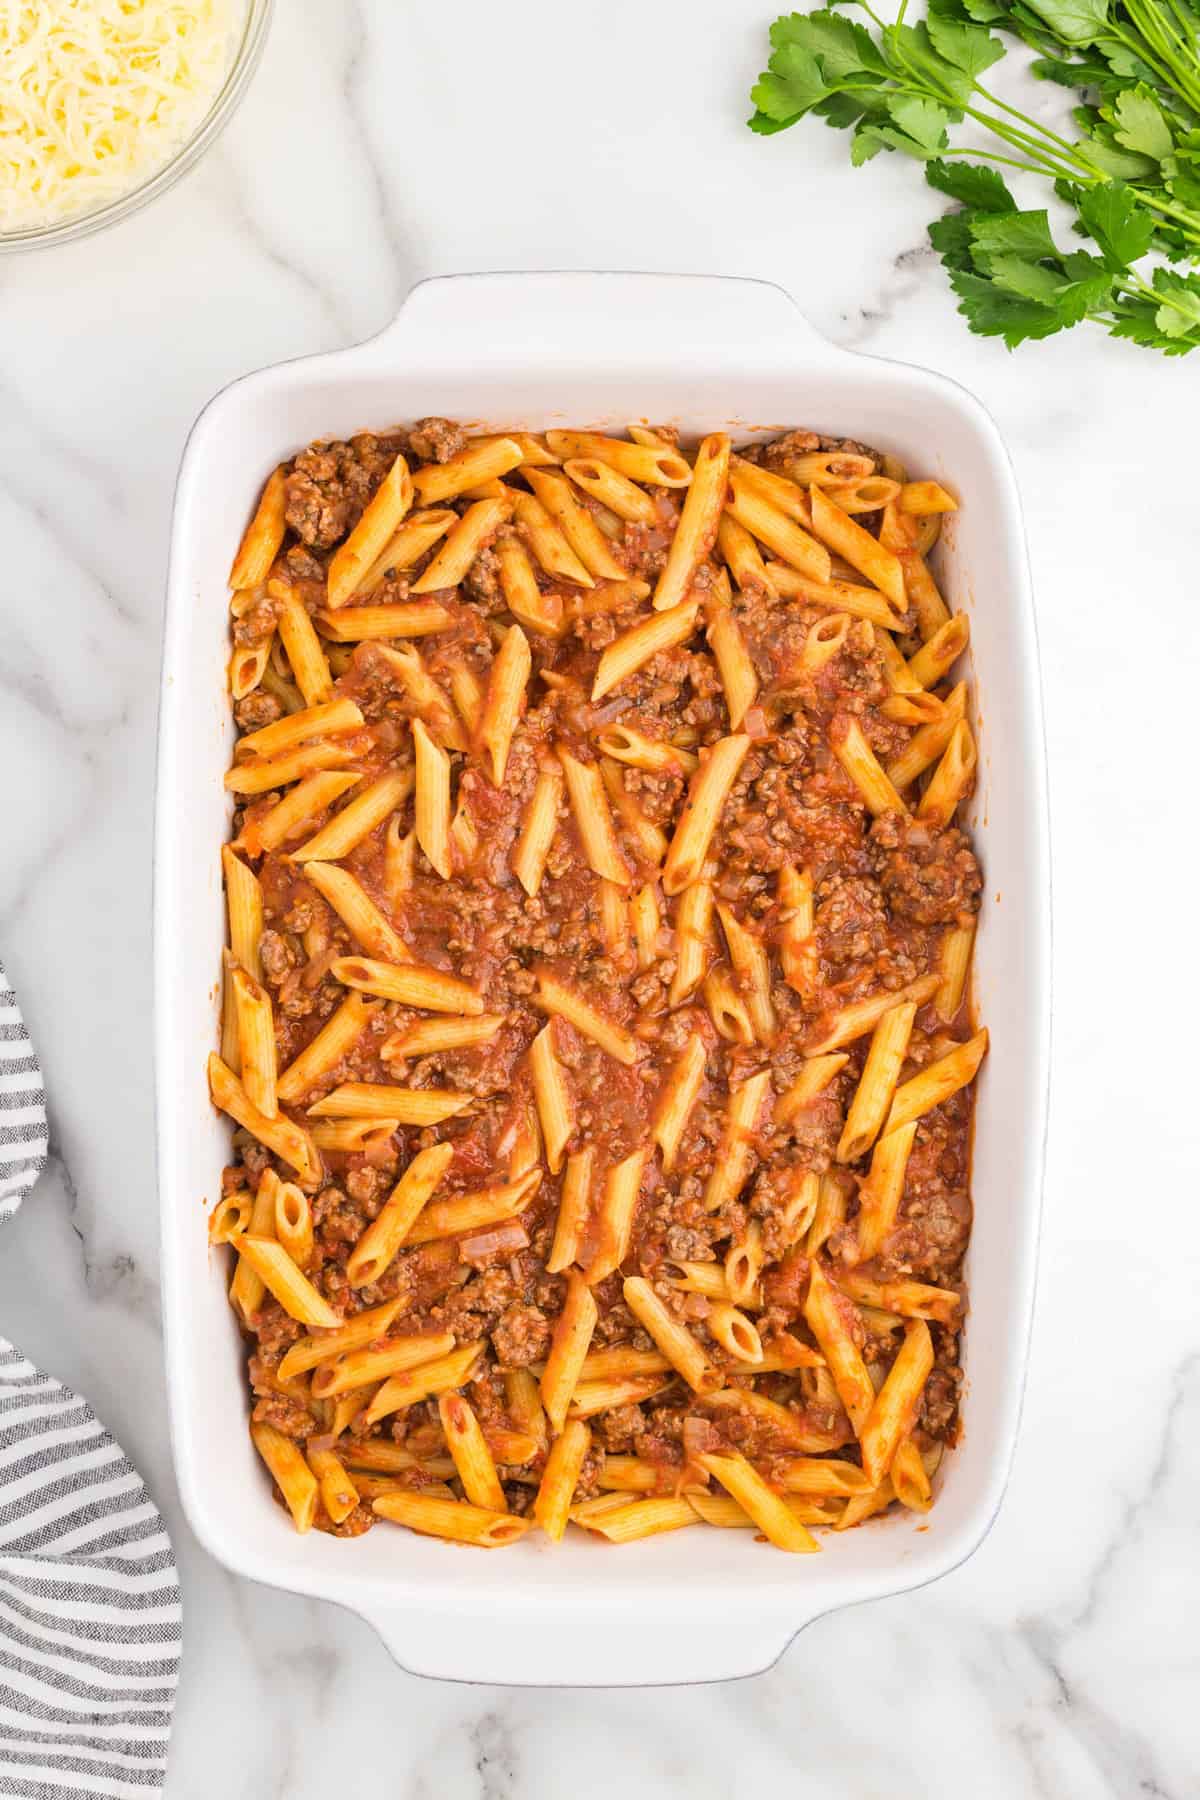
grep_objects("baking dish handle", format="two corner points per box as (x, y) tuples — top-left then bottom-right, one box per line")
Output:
(368, 270), (829, 369)
(357, 1598), (812, 1686)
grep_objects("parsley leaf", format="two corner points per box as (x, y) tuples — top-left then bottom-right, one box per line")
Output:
(926, 158), (1017, 210)
(1071, 180), (1157, 267)
(1110, 85), (1175, 161)
(947, 270), (1069, 345)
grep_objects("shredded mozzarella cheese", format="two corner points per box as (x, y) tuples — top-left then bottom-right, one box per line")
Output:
(0, 0), (239, 234)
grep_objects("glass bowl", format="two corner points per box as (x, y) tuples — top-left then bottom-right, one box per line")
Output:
(0, 0), (274, 256)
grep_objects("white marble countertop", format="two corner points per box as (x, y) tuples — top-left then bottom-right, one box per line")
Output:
(0, 2), (1195, 1794)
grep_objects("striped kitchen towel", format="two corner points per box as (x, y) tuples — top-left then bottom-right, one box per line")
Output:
(0, 963), (182, 1797)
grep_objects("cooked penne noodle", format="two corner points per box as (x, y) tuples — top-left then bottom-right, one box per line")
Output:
(579, 1349), (670, 1383)
(546, 1146), (593, 1274)
(703, 965), (754, 1044)
(874, 625), (923, 695)
(345, 1142), (455, 1287)
(880, 691), (945, 727)
(806, 972), (940, 1055)
(900, 480), (957, 515)
(307, 1082), (470, 1124)
(405, 1169), (541, 1248)
(696, 1452), (819, 1553)
(524, 468), (630, 581)
(540, 1269), (599, 1433)
(836, 1001), (917, 1163)
(239, 772), (361, 857)
(208, 1190), (252, 1244)
(411, 496), (509, 594)
(311, 1330), (456, 1400)
(229, 466), (287, 589)
(222, 846), (264, 981)
(703, 1070), (771, 1212)
(534, 970), (638, 1066)
(717, 512), (778, 596)
(382, 1015), (504, 1061)
(726, 477), (831, 583)
(208, 1055), (322, 1189)
(277, 1298), (406, 1382)
(563, 456), (657, 525)
(807, 483), (904, 610)
(662, 733), (751, 895)
(777, 862), (816, 998)
(367, 644), (466, 749)
(725, 1219), (765, 1307)
(879, 500), (950, 640)
(774, 1053), (848, 1127)
(547, 430), (692, 487)
(779, 450), (877, 487)
(830, 716), (907, 817)
(354, 508), (458, 595)
(411, 436), (523, 505)
(372, 1491), (530, 1547)
(728, 453), (814, 520)
(512, 490), (594, 586)
(595, 723), (694, 774)
(305, 1445), (358, 1525)
(529, 1021), (574, 1174)
(573, 1496), (699, 1542)
(511, 756), (563, 896)
(825, 475), (901, 515)
(308, 1119), (400, 1154)
(906, 613), (970, 689)
(777, 1458), (874, 1498)
(339, 1439), (455, 1476)
(885, 681), (967, 792)
(412, 716), (452, 880)
(764, 562), (904, 629)
(229, 639), (271, 701)
(276, 992), (375, 1105)
(439, 1393), (508, 1511)
(651, 1033), (707, 1171)
(630, 881), (662, 970)
(859, 1320), (934, 1485)
(364, 1340), (487, 1427)
(477, 624), (531, 785)
(853, 1121), (918, 1263)
(290, 769), (412, 862)
(802, 611), (851, 672)
(558, 748), (632, 885)
(804, 1261), (874, 1434)
(653, 432), (730, 611)
(622, 1276), (722, 1394)
(599, 758), (668, 867)
(228, 1173), (278, 1324)
(885, 1029), (988, 1134)
(384, 816), (416, 906)
(890, 1436), (934, 1511)
(236, 697), (363, 760)
(706, 1302), (763, 1364)
(273, 1181), (313, 1269)
(702, 1385), (849, 1455)
(584, 1149), (647, 1284)
(566, 1375), (676, 1421)
(331, 953), (481, 1013)
(592, 600), (699, 702)
(706, 602), (758, 729)
(936, 921), (975, 1022)
(302, 862), (409, 963)
(662, 1260), (734, 1302)
(325, 456), (413, 606)
(315, 602), (454, 641)
(224, 740), (355, 796)
(668, 879), (713, 1006)
(838, 1271), (961, 1327)
(495, 534), (565, 638)
(533, 1419), (591, 1541)
(251, 1421), (319, 1532)
(717, 904), (775, 1042)
(235, 1236), (340, 1327)
(917, 719), (978, 828)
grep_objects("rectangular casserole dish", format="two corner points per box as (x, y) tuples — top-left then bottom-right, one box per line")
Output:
(156, 271), (1050, 1685)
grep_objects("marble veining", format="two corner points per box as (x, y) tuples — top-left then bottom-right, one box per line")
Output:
(0, 0), (1195, 1793)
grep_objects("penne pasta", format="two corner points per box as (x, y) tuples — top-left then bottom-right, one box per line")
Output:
(558, 748), (632, 885)
(276, 992), (375, 1106)
(412, 716), (452, 880)
(852, 1121), (918, 1263)
(836, 1001), (917, 1164)
(696, 1452), (820, 1553)
(706, 601), (759, 730)
(668, 879), (713, 1006)
(304, 862), (409, 962)
(345, 1142), (455, 1287)
(411, 436), (523, 504)
(703, 1070), (772, 1212)
(529, 1021), (575, 1174)
(229, 466), (287, 589)
(307, 1083), (470, 1125)
(512, 490), (594, 586)
(540, 1269), (598, 1433)
(326, 457), (414, 607)
(477, 623), (531, 785)
(372, 1491), (530, 1547)
(653, 432), (731, 611)
(859, 1320), (935, 1485)
(584, 1149), (647, 1284)
(411, 496), (510, 594)
(885, 1029), (989, 1134)
(235, 1237), (340, 1327)
(511, 756), (563, 896)
(311, 1330), (456, 1399)
(547, 430), (692, 486)
(208, 1054), (322, 1189)
(534, 970), (638, 1066)
(808, 483), (904, 610)
(726, 476), (831, 583)
(662, 734), (751, 895)
(252, 1422), (319, 1532)
(917, 719), (978, 828)
(439, 1393), (508, 1511)
(331, 953), (481, 1014)
(546, 1146), (593, 1274)
(623, 1276), (722, 1393)
(533, 1419), (591, 1542)
(290, 769), (412, 862)
(830, 716), (907, 817)
(524, 468), (629, 581)
(592, 601), (699, 702)
(315, 602), (454, 641)
(651, 1033), (707, 1172)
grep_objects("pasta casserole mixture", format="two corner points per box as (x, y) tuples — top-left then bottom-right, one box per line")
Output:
(210, 418), (985, 1552)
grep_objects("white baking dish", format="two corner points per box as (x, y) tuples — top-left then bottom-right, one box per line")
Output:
(155, 272), (1050, 1686)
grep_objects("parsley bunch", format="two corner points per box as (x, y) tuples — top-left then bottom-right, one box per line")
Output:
(749, 0), (1200, 352)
